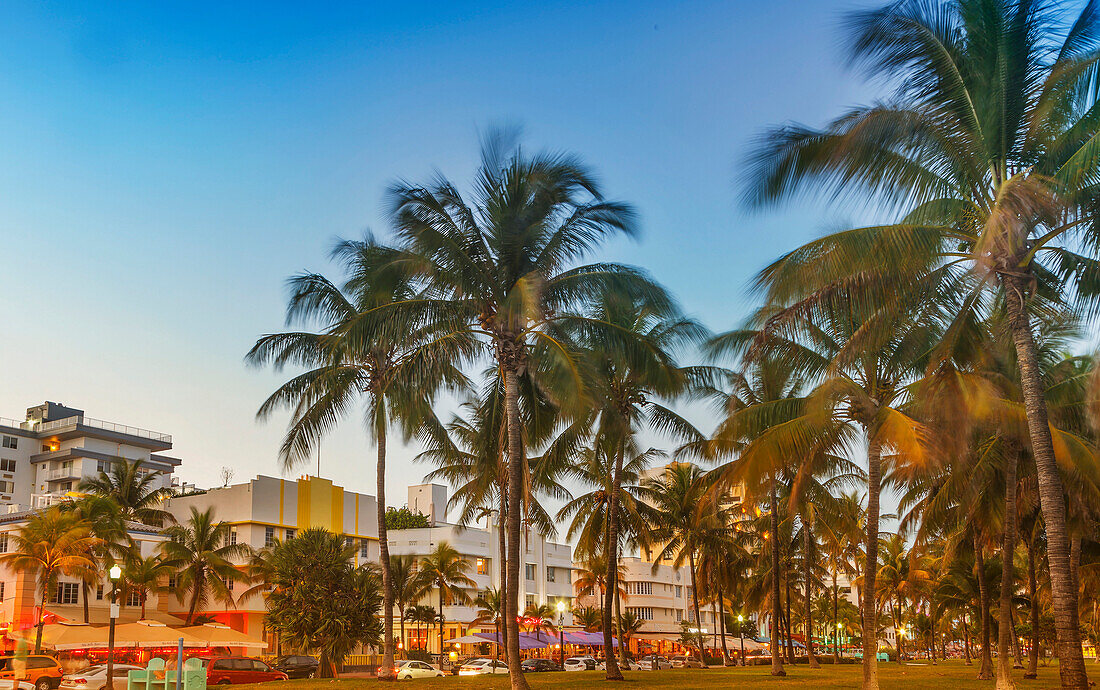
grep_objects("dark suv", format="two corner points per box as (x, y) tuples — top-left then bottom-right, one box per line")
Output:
(271, 656), (318, 679)
(520, 659), (561, 673)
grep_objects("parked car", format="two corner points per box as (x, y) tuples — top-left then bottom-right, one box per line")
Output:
(595, 659), (637, 671)
(563, 656), (597, 672)
(520, 659), (561, 673)
(271, 656), (318, 679)
(669, 655), (703, 669)
(636, 655), (672, 670)
(201, 657), (288, 684)
(0, 655), (65, 690)
(61, 664), (144, 690)
(394, 660), (444, 680)
(456, 658), (508, 676)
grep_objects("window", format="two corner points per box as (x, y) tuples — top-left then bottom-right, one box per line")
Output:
(285, 528), (296, 541)
(675, 609), (683, 622)
(2, 437), (17, 450)
(265, 526), (275, 546)
(0, 534), (8, 554)
(96, 585), (104, 601)
(96, 460), (111, 474)
(251, 660), (270, 672)
(343, 535), (352, 548)
(0, 582), (5, 601)
(628, 581), (652, 595)
(360, 539), (369, 558)
(167, 575), (177, 590)
(127, 589), (141, 607)
(546, 566), (555, 583)
(476, 558), (488, 576)
(674, 585), (682, 598)
(53, 582), (78, 605)
(626, 607), (653, 621)
(0, 459), (15, 473)
(226, 578), (234, 592)
(229, 528), (237, 545)
(525, 563), (536, 581)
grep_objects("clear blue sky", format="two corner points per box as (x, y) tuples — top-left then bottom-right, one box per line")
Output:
(0, 1), (881, 519)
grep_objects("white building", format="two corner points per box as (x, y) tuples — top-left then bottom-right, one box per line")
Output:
(0, 401), (179, 511)
(388, 484), (575, 652)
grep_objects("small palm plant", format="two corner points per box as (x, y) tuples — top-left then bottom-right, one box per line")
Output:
(418, 542), (475, 654)
(159, 507), (250, 623)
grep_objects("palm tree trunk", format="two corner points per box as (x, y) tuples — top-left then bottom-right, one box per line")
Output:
(602, 441), (625, 680)
(688, 551), (707, 668)
(439, 588), (445, 659)
(375, 421), (397, 681)
(862, 440), (882, 689)
(974, 533), (993, 680)
(964, 613), (972, 665)
(833, 572), (840, 663)
(996, 453), (1018, 690)
(187, 572), (203, 624)
(1004, 280), (1087, 688)
(35, 573), (50, 654)
(769, 476), (785, 677)
(82, 581), (90, 624)
(502, 366), (531, 690)
(1025, 535), (1039, 679)
(498, 491), (507, 664)
(615, 585), (628, 667)
(717, 587), (730, 665)
(1011, 608), (1023, 668)
(141, 592), (147, 620)
(399, 613), (407, 660)
(805, 525), (819, 669)
(894, 605), (904, 665)
(784, 580), (794, 663)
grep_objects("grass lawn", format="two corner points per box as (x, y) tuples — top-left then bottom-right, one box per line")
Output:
(247, 660), (1074, 689)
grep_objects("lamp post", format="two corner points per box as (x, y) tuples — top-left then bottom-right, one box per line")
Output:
(737, 615), (744, 666)
(837, 622), (843, 659)
(556, 601), (565, 669)
(106, 565), (121, 690)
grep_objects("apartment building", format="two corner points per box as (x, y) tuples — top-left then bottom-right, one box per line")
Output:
(388, 484), (575, 652)
(0, 401), (179, 510)
(164, 474), (380, 645)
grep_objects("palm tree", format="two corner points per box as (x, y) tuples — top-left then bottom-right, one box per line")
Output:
(0, 507), (100, 652)
(159, 507), (249, 623)
(248, 237), (470, 679)
(522, 603), (557, 637)
(565, 287), (704, 678)
(617, 610), (646, 653)
(78, 458), (175, 526)
(472, 588), (505, 659)
(744, 3), (1100, 685)
(124, 553), (172, 619)
(638, 463), (731, 669)
(571, 606), (602, 632)
(406, 605), (436, 650)
(390, 554), (430, 656)
(418, 542), (475, 655)
(385, 129), (663, 690)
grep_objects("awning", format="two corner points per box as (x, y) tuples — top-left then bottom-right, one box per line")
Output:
(11, 620), (204, 650)
(179, 624), (267, 650)
(448, 635), (489, 645)
(110, 621), (205, 648)
(472, 633), (549, 650)
(9, 623), (109, 651)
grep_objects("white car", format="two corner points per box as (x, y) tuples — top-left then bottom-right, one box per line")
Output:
(563, 656), (597, 672)
(595, 659), (637, 671)
(395, 660), (443, 680)
(61, 665), (145, 690)
(456, 658), (508, 676)
(636, 655), (672, 670)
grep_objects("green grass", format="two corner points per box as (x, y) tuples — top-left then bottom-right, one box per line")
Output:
(249, 660), (1072, 689)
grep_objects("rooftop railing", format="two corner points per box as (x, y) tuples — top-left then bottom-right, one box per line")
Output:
(33, 416), (171, 443)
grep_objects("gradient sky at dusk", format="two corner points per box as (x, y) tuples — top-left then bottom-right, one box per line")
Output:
(0, 1), (882, 517)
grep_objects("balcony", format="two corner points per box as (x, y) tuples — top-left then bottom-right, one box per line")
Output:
(31, 493), (67, 508)
(32, 416), (172, 445)
(45, 467), (80, 482)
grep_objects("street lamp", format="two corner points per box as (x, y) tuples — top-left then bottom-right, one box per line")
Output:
(837, 622), (844, 659)
(106, 565), (122, 690)
(556, 600), (565, 669)
(737, 615), (745, 666)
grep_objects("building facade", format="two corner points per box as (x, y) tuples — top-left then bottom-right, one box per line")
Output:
(0, 401), (179, 510)
(388, 484), (575, 653)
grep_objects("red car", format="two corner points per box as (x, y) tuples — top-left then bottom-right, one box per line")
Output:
(201, 657), (288, 685)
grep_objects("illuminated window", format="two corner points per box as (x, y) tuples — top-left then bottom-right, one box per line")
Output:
(476, 558), (488, 575)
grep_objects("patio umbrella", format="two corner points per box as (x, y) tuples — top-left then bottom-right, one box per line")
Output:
(574, 631), (618, 647)
(8, 623), (108, 651)
(448, 635), (489, 645)
(110, 620), (204, 648)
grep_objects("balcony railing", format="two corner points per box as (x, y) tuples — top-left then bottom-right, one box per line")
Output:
(34, 416), (171, 443)
(45, 468), (79, 481)
(0, 417), (34, 431)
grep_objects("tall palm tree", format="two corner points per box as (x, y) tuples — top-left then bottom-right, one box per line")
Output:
(386, 128), (662, 690)
(418, 542), (475, 655)
(744, 3), (1100, 685)
(159, 507), (249, 623)
(247, 237), (470, 680)
(77, 458), (174, 526)
(0, 507), (100, 652)
(637, 463), (731, 668)
(565, 288), (704, 678)
(390, 554), (430, 656)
